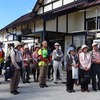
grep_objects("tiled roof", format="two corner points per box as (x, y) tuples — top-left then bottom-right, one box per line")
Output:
(1, 0), (100, 31)
(1, 13), (31, 31)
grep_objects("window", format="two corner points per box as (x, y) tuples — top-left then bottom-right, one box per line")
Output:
(73, 36), (85, 47)
(86, 19), (96, 30)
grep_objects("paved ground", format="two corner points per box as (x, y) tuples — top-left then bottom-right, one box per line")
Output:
(0, 75), (100, 100)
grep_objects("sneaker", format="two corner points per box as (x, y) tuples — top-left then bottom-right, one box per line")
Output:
(62, 82), (66, 84)
(81, 88), (85, 92)
(85, 89), (90, 92)
(93, 88), (97, 91)
(10, 91), (18, 95)
(23, 81), (26, 84)
(43, 84), (48, 87)
(14, 90), (20, 94)
(34, 80), (39, 82)
(54, 82), (58, 84)
(40, 84), (44, 88)
(66, 89), (72, 93)
(71, 89), (75, 92)
(26, 81), (31, 83)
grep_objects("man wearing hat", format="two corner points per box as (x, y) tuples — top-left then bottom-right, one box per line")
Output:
(91, 43), (100, 91)
(10, 41), (23, 95)
(52, 42), (65, 84)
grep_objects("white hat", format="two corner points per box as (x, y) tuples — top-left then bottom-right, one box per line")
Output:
(54, 42), (60, 46)
(14, 41), (22, 48)
(81, 45), (89, 50)
(24, 45), (29, 49)
(92, 43), (98, 47)
(34, 45), (40, 49)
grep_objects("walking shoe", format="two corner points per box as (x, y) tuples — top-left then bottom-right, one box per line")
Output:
(34, 80), (39, 82)
(26, 81), (31, 83)
(54, 82), (58, 84)
(23, 81), (26, 84)
(81, 88), (85, 92)
(66, 89), (72, 93)
(71, 89), (75, 92)
(93, 88), (97, 91)
(10, 91), (18, 95)
(62, 82), (66, 84)
(43, 84), (48, 87)
(14, 90), (20, 94)
(40, 84), (44, 88)
(85, 89), (90, 92)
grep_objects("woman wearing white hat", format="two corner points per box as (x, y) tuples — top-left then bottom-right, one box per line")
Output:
(10, 41), (22, 95)
(23, 45), (32, 83)
(79, 45), (91, 92)
(32, 45), (40, 82)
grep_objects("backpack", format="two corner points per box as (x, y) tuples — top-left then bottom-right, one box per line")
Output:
(4, 50), (17, 79)
(4, 67), (13, 79)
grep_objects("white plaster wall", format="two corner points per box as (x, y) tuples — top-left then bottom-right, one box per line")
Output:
(86, 7), (100, 19)
(68, 13), (75, 33)
(17, 26), (22, 35)
(44, 0), (52, 4)
(44, 4), (52, 12)
(46, 19), (56, 31)
(35, 20), (43, 32)
(75, 12), (84, 31)
(37, 7), (43, 14)
(53, 0), (62, 9)
(58, 15), (66, 33)
(0, 31), (7, 41)
(97, 7), (100, 17)
(63, 0), (74, 5)
(86, 7), (96, 19)
(28, 21), (34, 32)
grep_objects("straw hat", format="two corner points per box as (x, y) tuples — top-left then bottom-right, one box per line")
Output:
(92, 43), (98, 47)
(81, 45), (89, 50)
(24, 45), (29, 49)
(54, 42), (60, 46)
(14, 41), (22, 48)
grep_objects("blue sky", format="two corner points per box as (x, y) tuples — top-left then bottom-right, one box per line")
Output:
(0, 0), (37, 29)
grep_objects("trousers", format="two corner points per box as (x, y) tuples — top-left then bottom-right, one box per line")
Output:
(53, 61), (64, 82)
(39, 66), (48, 85)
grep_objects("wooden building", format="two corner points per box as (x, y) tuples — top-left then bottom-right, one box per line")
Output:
(1, 0), (100, 54)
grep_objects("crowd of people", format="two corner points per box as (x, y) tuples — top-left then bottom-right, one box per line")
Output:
(0, 40), (100, 95)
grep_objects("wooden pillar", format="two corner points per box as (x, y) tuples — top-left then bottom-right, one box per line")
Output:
(17, 36), (22, 42)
